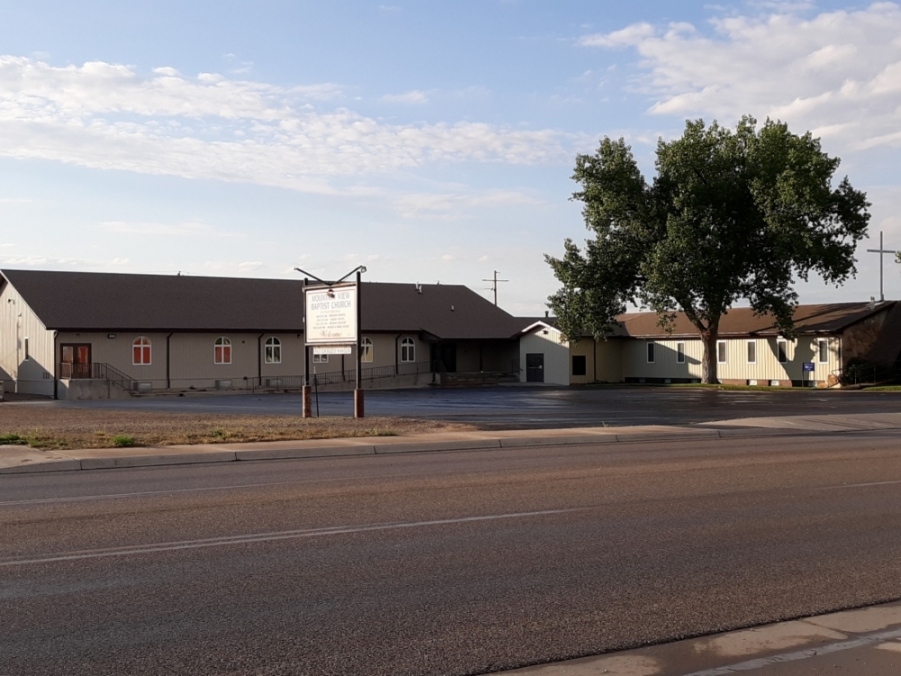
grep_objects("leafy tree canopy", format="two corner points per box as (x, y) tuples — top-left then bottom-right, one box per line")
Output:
(546, 116), (870, 383)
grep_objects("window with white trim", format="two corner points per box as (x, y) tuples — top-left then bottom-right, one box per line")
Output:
(313, 353), (328, 364)
(264, 337), (281, 364)
(717, 340), (727, 364)
(676, 342), (685, 364)
(361, 337), (373, 363)
(401, 337), (415, 363)
(817, 339), (828, 364)
(646, 341), (655, 363)
(747, 340), (756, 364)
(133, 336), (151, 365)
(214, 337), (232, 364)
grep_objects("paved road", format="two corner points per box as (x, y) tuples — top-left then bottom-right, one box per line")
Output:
(2, 431), (900, 675)
(38, 385), (901, 429)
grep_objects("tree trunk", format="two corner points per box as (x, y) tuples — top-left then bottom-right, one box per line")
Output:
(700, 328), (719, 384)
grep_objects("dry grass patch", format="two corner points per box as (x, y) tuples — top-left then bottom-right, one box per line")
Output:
(0, 407), (476, 450)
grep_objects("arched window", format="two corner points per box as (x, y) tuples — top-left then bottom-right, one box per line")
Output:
(133, 337), (151, 365)
(401, 337), (415, 363)
(265, 337), (281, 364)
(214, 337), (232, 364)
(361, 337), (373, 363)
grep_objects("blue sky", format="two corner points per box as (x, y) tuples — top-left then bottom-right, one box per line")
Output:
(1, 0), (898, 314)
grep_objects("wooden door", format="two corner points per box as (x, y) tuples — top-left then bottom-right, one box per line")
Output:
(60, 344), (92, 378)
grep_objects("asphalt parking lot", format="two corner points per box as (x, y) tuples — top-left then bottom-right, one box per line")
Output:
(36, 385), (901, 429)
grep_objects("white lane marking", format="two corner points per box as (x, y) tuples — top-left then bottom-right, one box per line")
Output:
(684, 626), (901, 675)
(0, 481), (303, 506)
(0, 470), (444, 507)
(0, 508), (584, 567)
(819, 480), (901, 490)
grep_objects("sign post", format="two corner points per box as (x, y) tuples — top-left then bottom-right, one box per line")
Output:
(297, 265), (367, 419)
(802, 361), (815, 387)
(354, 268), (364, 418)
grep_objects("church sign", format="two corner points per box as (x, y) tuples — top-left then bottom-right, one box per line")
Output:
(305, 284), (358, 344)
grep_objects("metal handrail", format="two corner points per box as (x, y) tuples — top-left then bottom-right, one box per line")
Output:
(92, 362), (135, 390)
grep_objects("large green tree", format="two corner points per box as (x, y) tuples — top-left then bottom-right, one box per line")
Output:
(547, 116), (870, 383)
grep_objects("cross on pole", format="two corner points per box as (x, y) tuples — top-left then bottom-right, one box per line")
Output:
(481, 270), (509, 306)
(866, 231), (897, 302)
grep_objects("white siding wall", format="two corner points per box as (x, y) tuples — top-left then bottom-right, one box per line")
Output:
(0, 282), (56, 396)
(622, 336), (842, 385)
(519, 328), (570, 384)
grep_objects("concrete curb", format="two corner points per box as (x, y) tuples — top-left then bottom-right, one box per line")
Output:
(77, 451), (239, 470)
(1, 420), (897, 475)
(0, 459), (84, 474)
(234, 445), (377, 461)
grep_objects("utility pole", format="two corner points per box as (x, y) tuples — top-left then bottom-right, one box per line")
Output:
(481, 270), (509, 306)
(866, 231), (897, 302)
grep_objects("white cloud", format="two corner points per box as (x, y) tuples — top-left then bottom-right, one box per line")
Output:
(381, 89), (429, 104)
(98, 220), (226, 236)
(1, 256), (84, 267)
(0, 197), (32, 204)
(0, 56), (570, 196)
(580, 23), (656, 48)
(579, 3), (901, 153)
(393, 189), (544, 220)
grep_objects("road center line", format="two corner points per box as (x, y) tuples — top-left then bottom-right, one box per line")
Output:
(0, 508), (585, 567)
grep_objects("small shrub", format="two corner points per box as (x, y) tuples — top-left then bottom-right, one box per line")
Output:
(0, 433), (27, 445)
(112, 435), (136, 447)
(368, 429), (399, 437)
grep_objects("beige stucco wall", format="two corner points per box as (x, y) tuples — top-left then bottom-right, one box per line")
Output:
(0, 281), (56, 396)
(569, 339), (596, 385)
(49, 331), (431, 391)
(595, 338), (624, 383)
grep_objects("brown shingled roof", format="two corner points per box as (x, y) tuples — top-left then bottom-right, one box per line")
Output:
(0, 269), (522, 340)
(613, 302), (894, 338)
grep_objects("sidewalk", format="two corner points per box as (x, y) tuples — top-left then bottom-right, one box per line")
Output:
(3, 411), (901, 475)
(501, 601), (901, 676)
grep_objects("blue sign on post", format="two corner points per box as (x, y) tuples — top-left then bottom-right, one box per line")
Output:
(802, 362), (815, 372)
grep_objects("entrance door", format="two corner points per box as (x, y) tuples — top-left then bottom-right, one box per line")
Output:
(438, 343), (457, 373)
(526, 353), (544, 383)
(60, 344), (92, 379)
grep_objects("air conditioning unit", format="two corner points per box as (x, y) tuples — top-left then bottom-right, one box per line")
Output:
(215, 379), (232, 389)
(132, 381), (153, 392)
(265, 378), (282, 387)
